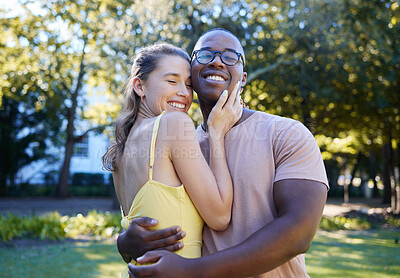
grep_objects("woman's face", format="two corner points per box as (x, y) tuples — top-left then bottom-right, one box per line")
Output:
(140, 55), (193, 115)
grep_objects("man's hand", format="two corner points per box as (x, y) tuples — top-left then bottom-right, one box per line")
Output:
(128, 250), (197, 278)
(117, 217), (186, 263)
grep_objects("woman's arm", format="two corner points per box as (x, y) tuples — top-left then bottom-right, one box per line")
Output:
(164, 84), (241, 231)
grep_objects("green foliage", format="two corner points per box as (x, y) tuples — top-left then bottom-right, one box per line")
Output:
(25, 212), (66, 240)
(61, 210), (121, 238)
(385, 215), (400, 227)
(320, 212), (400, 231)
(319, 216), (374, 230)
(0, 212), (65, 241)
(0, 211), (122, 242)
(2, 210), (397, 243)
(1, 0), (399, 204)
(0, 213), (25, 241)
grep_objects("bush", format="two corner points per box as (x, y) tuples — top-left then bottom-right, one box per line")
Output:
(0, 212), (65, 241)
(61, 210), (121, 238)
(319, 216), (374, 231)
(0, 211), (122, 242)
(68, 185), (112, 197)
(7, 184), (53, 197)
(71, 173), (105, 186)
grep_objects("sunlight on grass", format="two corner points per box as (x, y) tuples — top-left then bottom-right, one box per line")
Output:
(97, 262), (125, 278)
(1, 229), (399, 277)
(306, 229), (400, 277)
(0, 239), (125, 278)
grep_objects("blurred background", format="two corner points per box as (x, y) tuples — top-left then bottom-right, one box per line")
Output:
(1, 0), (399, 209)
(0, 0), (399, 276)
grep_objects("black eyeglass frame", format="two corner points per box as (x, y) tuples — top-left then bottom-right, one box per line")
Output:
(191, 49), (245, 67)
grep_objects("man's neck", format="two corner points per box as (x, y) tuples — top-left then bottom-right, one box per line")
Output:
(199, 101), (214, 131)
(200, 104), (254, 132)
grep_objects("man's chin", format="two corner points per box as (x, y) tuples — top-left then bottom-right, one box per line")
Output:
(197, 91), (221, 105)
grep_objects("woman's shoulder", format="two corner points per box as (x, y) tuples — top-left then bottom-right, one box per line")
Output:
(158, 111), (197, 142)
(161, 111), (192, 122)
(159, 111), (194, 129)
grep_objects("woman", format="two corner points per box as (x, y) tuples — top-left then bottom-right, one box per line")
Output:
(102, 43), (241, 274)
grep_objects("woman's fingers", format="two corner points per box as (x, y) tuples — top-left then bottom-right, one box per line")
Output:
(225, 81), (240, 108)
(234, 88), (243, 119)
(213, 89), (228, 112)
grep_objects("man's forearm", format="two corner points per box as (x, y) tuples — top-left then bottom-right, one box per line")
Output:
(192, 215), (311, 277)
(191, 180), (327, 277)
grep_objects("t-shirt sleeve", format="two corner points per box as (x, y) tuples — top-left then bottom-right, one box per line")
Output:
(273, 120), (329, 189)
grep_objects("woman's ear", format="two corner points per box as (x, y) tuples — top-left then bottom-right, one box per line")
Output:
(132, 77), (144, 98)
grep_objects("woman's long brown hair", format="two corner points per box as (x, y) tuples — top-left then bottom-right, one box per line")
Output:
(102, 43), (190, 171)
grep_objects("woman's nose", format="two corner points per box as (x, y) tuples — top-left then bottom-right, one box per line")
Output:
(177, 90), (190, 97)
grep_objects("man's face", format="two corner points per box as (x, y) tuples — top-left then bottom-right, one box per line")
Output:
(191, 31), (247, 105)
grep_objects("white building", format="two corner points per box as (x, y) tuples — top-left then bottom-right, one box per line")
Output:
(16, 132), (110, 185)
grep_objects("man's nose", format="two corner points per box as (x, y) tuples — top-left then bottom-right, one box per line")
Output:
(208, 53), (224, 68)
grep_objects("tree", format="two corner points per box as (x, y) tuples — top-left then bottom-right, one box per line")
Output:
(0, 11), (63, 196)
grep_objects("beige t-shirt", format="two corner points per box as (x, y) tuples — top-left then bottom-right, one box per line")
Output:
(196, 111), (329, 278)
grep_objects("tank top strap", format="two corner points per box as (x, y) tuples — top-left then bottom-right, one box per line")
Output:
(148, 111), (166, 180)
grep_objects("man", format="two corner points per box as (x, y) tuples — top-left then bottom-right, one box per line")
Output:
(119, 28), (329, 277)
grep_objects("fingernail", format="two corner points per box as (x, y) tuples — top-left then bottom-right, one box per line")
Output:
(150, 219), (158, 224)
(222, 90), (228, 96)
(137, 256), (144, 261)
(176, 226), (181, 232)
(180, 231), (186, 238)
(178, 242), (184, 249)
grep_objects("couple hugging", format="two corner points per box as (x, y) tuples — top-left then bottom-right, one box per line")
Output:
(103, 28), (329, 278)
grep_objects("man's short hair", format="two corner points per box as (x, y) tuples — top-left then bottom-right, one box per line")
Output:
(195, 28), (245, 61)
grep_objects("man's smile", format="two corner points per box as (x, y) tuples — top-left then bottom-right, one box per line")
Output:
(202, 71), (229, 85)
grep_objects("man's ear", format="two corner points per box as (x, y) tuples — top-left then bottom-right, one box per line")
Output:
(132, 77), (144, 97)
(241, 72), (247, 88)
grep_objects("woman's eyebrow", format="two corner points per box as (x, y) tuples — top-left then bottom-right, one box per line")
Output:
(163, 72), (180, 77)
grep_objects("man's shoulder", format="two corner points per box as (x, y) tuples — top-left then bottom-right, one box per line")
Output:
(244, 110), (300, 131)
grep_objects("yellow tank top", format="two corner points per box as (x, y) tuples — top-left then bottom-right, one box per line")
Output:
(120, 112), (204, 276)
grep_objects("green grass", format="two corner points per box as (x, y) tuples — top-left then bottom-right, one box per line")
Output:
(0, 239), (125, 278)
(0, 229), (399, 277)
(306, 229), (400, 277)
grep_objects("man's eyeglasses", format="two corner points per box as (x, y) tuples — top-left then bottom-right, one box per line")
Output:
(191, 49), (245, 67)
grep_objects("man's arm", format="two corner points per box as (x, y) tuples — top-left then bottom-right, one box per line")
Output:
(117, 217), (186, 263)
(129, 179), (327, 277)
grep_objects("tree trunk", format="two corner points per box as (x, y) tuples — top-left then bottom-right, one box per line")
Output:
(0, 97), (17, 196)
(369, 150), (379, 198)
(55, 135), (75, 198)
(55, 43), (86, 198)
(349, 152), (362, 193)
(396, 142), (400, 214)
(344, 181), (349, 204)
(0, 106), (9, 195)
(382, 141), (393, 204)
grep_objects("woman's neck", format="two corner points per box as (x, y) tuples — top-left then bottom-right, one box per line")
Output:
(137, 102), (156, 120)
